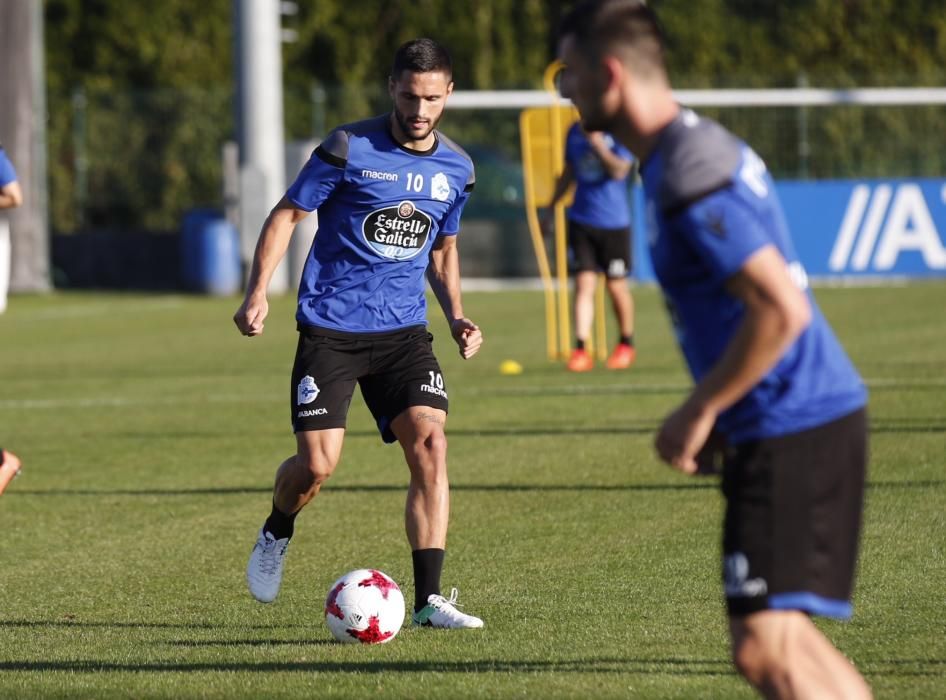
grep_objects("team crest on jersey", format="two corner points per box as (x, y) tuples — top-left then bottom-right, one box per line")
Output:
(431, 172), (450, 202)
(362, 200), (432, 260)
(297, 375), (319, 405)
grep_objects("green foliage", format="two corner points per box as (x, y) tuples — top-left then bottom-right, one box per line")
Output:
(1, 285), (945, 697)
(42, 0), (946, 234)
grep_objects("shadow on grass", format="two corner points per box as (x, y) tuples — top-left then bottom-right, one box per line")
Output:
(32, 419), (946, 446)
(0, 620), (309, 631)
(0, 657), (736, 676)
(11, 481), (719, 497)
(11, 477), (945, 498)
(165, 639), (336, 647)
(0, 657), (943, 676)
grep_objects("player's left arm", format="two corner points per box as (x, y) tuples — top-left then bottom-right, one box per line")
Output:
(428, 234), (482, 359)
(655, 244), (811, 473)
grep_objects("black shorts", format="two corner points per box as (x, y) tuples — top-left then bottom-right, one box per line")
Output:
(568, 220), (632, 279)
(290, 324), (449, 443)
(722, 408), (867, 620)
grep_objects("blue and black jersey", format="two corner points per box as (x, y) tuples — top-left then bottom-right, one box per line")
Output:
(286, 115), (475, 334)
(641, 109), (867, 443)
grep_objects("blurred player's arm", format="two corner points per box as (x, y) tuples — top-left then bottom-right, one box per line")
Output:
(0, 180), (23, 209)
(585, 131), (632, 180)
(428, 234), (482, 359)
(233, 197), (310, 337)
(656, 244), (811, 473)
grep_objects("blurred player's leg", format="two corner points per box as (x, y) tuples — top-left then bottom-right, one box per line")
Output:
(730, 611), (872, 699)
(568, 270), (597, 372)
(0, 449), (22, 496)
(605, 275), (635, 369)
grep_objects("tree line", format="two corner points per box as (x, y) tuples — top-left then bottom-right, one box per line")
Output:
(43, 0), (946, 232)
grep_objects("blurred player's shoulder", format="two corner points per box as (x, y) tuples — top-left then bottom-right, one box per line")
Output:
(649, 109), (742, 215)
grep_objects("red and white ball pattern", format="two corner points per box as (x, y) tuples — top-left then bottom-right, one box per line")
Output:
(324, 569), (405, 644)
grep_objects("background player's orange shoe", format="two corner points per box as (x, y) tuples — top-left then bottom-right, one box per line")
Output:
(0, 450), (22, 496)
(566, 348), (594, 372)
(605, 343), (636, 370)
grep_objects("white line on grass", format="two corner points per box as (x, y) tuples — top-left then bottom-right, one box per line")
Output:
(1, 378), (939, 411)
(10, 298), (185, 321)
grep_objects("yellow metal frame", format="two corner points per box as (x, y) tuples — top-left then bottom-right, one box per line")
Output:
(519, 61), (608, 362)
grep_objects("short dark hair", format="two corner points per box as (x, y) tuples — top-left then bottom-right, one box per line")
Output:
(559, 0), (666, 76)
(391, 38), (453, 80)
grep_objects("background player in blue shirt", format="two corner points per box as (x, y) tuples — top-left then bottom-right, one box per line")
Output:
(234, 38), (484, 630)
(559, 2), (871, 698)
(0, 145), (22, 211)
(545, 123), (637, 372)
(0, 143), (23, 317)
(0, 145), (24, 489)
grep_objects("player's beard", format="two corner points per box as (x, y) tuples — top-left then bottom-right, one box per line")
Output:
(578, 111), (616, 134)
(575, 99), (620, 134)
(393, 106), (440, 143)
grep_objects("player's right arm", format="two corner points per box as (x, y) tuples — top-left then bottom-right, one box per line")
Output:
(233, 130), (348, 337)
(233, 198), (310, 337)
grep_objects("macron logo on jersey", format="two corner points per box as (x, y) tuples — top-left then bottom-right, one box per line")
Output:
(362, 169), (399, 182)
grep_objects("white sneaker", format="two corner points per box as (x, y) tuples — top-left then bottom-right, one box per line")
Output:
(412, 588), (484, 629)
(246, 529), (289, 603)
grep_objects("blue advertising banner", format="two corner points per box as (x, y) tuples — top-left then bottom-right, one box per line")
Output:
(631, 178), (946, 282)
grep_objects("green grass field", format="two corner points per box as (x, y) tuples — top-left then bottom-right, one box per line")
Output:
(1, 283), (944, 699)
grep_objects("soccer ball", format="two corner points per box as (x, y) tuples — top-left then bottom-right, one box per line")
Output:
(324, 569), (405, 644)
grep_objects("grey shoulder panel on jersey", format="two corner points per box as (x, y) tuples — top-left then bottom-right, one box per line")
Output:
(435, 131), (476, 191)
(314, 129), (350, 168)
(656, 113), (742, 214)
(314, 115), (388, 168)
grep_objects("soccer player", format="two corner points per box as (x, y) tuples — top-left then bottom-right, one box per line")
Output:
(544, 123), (636, 372)
(233, 38), (484, 630)
(0, 143), (23, 315)
(558, 2), (871, 698)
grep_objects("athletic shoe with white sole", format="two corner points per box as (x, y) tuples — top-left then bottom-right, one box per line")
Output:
(412, 588), (484, 629)
(246, 529), (289, 603)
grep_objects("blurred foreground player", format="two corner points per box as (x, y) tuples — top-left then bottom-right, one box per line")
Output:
(233, 38), (483, 629)
(559, 2), (871, 698)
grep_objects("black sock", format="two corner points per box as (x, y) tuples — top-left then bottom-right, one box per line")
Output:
(263, 501), (297, 540)
(575, 339), (586, 351)
(412, 548), (445, 612)
(619, 334), (634, 347)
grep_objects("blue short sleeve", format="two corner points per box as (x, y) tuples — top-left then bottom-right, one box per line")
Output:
(285, 147), (345, 212)
(678, 188), (771, 282)
(0, 150), (17, 188)
(438, 189), (469, 236)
